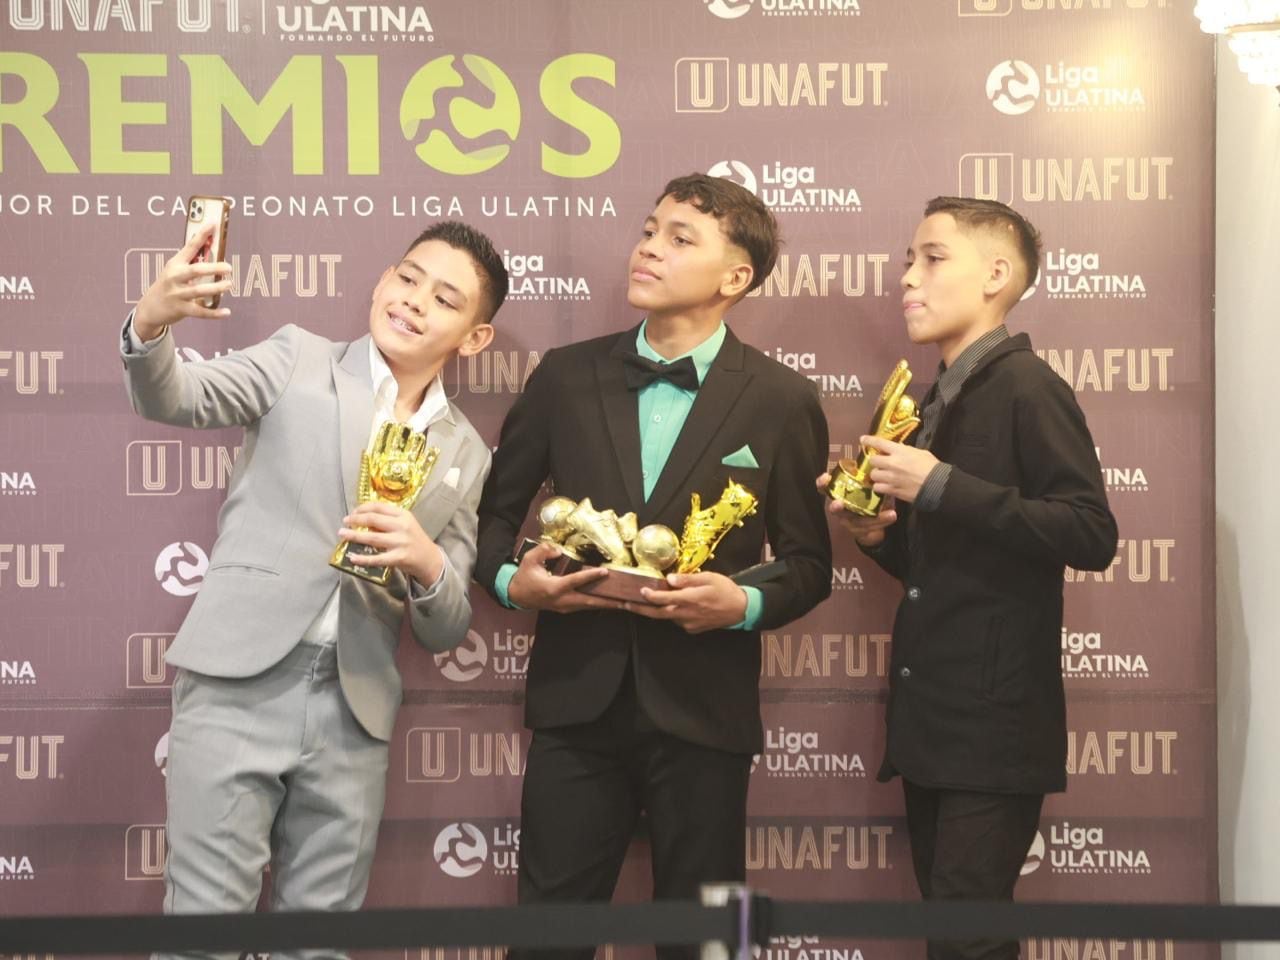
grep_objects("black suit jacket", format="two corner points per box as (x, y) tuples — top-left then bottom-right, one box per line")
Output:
(476, 324), (832, 755)
(866, 333), (1118, 794)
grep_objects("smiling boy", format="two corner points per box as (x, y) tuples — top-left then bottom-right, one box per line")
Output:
(820, 197), (1118, 960)
(476, 173), (832, 960)
(121, 220), (506, 957)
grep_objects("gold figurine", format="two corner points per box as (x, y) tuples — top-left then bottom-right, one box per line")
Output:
(566, 498), (634, 566)
(827, 359), (921, 517)
(331, 421), (440, 585)
(676, 480), (758, 574)
(525, 479), (757, 602)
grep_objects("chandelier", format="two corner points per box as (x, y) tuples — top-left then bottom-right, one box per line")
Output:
(1194, 0), (1280, 88)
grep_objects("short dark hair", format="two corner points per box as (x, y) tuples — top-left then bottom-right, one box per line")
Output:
(924, 196), (1043, 294)
(657, 173), (780, 294)
(403, 220), (509, 323)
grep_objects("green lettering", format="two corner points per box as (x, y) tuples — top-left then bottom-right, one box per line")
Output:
(539, 54), (620, 179)
(0, 53), (78, 173)
(337, 55), (378, 175)
(79, 54), (169, 174)
(181, 55), (323, 175)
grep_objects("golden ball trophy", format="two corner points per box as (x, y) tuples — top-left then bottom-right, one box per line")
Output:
(521, 480), (759, 604)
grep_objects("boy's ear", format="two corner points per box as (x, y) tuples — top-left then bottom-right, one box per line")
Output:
(720, 261), (755, 300)
(457, 322), (495, 358)
(984, 254), (1015, 301)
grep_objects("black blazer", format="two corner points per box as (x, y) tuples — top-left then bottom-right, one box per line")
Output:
(867, 333), (1118, 794)
(476, 324), (832, 755)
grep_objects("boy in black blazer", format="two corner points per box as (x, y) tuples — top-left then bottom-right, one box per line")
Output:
(820, 197), (1118, 960)
(476, 174), (832, 960)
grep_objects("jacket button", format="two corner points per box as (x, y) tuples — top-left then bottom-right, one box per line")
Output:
(906, 586), (921, 601)
(900, 667), (912, 679)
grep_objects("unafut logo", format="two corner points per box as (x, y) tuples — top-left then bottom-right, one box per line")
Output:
(707, 160), (758, 195)
(434, 630), (489, 682)
(434, 823), (488, 878)
(1021, 830), (1046, 876)
(705, 0), (755, 18)
(401, 54), (521, 175)
(155, 542), (209, 597)
(986, 60), (1040, 115)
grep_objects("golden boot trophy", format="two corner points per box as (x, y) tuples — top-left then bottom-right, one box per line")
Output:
(827, 359), (921, 517)
(331, 421), (440, 585)
(676, 480), (759, 575)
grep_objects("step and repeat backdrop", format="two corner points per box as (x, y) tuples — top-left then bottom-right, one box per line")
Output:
(1, 1), (1214, 958)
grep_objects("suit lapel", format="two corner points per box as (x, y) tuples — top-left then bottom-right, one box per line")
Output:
(645, 329), (752, 519)
(332, 336), (375, 513)
(598, 329), (646, 512)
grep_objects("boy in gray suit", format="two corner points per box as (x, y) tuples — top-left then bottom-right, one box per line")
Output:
(121, 220), (507, 956)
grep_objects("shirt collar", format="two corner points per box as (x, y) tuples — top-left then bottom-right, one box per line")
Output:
(367, 339), (450, 435)
(935, 324), (1010, 406)
(635, 318), (726, 387)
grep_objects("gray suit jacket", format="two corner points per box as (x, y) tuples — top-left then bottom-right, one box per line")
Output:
(122, 322), (489, 740)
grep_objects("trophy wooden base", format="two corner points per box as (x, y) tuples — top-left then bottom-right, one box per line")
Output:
(330, 541), (392, 585)
(516, 539), (671, 604)
(579, 565), (672, 604)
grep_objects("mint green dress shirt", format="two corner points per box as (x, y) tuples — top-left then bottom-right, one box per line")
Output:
(494, 320), (763, 629)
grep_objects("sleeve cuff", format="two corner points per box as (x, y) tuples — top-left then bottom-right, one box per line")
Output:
(730, 585), (764, 631)
(914, 462), (952, 513)
(122, 311), (166, 356)
(411, 553), (451, 602)
(495, 562), (525, 610)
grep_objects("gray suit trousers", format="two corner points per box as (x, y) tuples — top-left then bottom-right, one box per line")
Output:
(159, 641), (389, 960)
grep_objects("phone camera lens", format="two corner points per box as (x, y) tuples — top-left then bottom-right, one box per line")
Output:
(190, 204), (202, 219)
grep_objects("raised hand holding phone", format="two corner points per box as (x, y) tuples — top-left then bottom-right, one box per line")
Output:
(133, 195), (233, 342)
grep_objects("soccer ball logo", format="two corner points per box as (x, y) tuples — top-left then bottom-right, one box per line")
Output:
(986, 60), (1040, 115)
(434, 823), (488, 878)
(708, 160), (758, 195)
(155, 542), (209, 597)
(434, 630), (488, 683)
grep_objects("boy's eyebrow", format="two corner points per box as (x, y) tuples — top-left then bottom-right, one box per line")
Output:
(399, 257), (468, 303)
(907, 241), (949, 256)
(644, 215), (702, 236)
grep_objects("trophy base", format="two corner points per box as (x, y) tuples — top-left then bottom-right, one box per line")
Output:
(827, 459), (883, 517)
(330, 541), (392, 585)
(830, 484), (883, 518)
(579, 565), (671, 604)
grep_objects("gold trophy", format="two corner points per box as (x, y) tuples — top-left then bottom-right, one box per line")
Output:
(676, 480), (758, 574)
(526, 479), (758, 604)
(331, 421), (440, 585)
(827, 359), (921, 517)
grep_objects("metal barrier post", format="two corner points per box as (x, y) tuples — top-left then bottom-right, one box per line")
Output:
(699, 884), (761, 960)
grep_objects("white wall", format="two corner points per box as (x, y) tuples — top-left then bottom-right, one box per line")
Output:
(1216, 37), (1280, 960)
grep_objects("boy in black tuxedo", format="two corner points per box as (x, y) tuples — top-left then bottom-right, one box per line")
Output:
(821, 197), (1118, 960)
(476, 173), (832, 960)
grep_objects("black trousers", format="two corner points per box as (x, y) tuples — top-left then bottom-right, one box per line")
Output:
(510, 667), (753, 960)
(902, 780), (1044, 960)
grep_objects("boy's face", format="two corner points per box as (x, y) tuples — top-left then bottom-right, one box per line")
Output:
(368, 239), (492, 376)
(626, 195), (751, 317)
(900, 213), (1001, 357)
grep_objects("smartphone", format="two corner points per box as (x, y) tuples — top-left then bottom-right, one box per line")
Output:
(183, 195), (231, 309)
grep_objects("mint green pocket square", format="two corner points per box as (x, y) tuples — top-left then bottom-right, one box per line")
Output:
(721, 444), (760, 469)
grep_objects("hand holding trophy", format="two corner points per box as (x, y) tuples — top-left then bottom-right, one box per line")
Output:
(331, 422), (440, 585)
(827, 359), (921, 516)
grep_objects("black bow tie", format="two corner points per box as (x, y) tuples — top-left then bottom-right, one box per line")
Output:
(622, 352), (700, 392)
